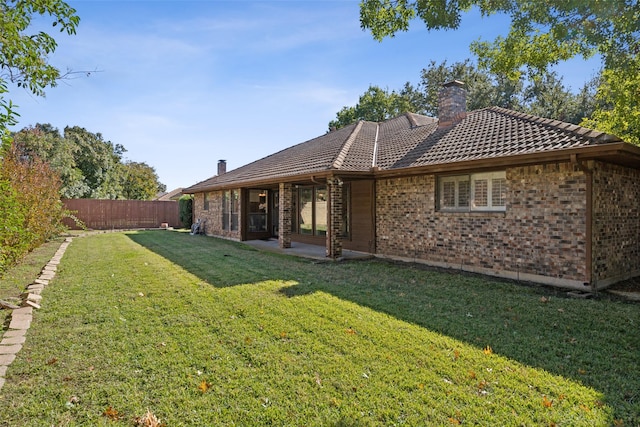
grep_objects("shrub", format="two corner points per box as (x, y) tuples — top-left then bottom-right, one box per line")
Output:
(179, 195), (193, 229)
(0, 143), (66, 274)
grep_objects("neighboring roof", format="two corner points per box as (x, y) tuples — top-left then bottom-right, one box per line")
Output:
(184, 108), (638, 193)
(154, 187), (183, 201)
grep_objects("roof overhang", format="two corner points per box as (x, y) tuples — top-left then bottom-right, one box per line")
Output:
(182, 170), (376, 193)
(374, 142), (640, 178)
(183, 143), (640, 193)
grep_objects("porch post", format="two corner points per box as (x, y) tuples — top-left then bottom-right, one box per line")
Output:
(327, 177), (343, 259)
(278, 182), (292, 249)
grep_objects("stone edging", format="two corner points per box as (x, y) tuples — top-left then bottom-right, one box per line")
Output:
(0, 237), (73, 390)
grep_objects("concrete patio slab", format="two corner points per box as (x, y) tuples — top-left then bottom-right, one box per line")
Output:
(243, 239), (373, 261)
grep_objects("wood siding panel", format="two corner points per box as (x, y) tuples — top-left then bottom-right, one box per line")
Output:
(344, 180), (375, 253)
(62, 199), (180, 230)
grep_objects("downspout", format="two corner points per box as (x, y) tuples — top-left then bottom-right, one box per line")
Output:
(573, 155), (594, 291)
(310, 176), (325, 185)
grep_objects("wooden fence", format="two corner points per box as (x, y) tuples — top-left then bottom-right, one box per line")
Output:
(62, 199), (181, 230)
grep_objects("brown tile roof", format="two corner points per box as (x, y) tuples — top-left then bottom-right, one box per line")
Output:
(184, 107), (623, 192)
(155, 187), (184, 201)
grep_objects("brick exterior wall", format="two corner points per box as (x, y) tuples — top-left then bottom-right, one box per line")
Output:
(278, 183), (292, 249)
(438, 81), (467, 127)
(376, 162), (590, 287)
(592, 161), (640, 285)
(327, 177), (343, 258)
(192, 190), (241, 240)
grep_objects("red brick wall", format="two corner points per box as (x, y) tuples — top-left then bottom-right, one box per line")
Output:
(192, 191), (241, 240)
(376, 162), (590, 287)
(592, 161), (640, 285)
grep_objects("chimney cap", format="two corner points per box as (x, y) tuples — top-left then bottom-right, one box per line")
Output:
(442, 80), (465, 88)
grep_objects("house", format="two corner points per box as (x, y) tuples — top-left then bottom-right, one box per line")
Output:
(154, 187), (184, 201)
(183, 81), (640, 291)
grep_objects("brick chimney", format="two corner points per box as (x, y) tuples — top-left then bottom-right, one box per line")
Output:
(438, 80), (467, 128)
(217, 159), (226, 175)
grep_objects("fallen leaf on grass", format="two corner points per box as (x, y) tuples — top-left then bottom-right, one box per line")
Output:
(345, 328), (357, 335)
(134, 409), (166, 427)
(46, 357), (58, 365)
(542, 396), (553, 408)
(483, 346), (493, 355)
(453, 349), (460, 361)
(103, 406), (123, 420)
(540, 296), (550, 303)
(198, 379), (211, 393)
(314, 372), (322, 386)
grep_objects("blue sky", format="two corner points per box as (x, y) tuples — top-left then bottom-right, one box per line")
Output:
(9, 1), (600, 192)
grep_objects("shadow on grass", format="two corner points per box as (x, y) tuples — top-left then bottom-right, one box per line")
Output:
(127, 230), (640, 423)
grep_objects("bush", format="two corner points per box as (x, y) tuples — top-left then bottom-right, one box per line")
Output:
(179, 195), (193, 229)
(0, 144), (66, 274)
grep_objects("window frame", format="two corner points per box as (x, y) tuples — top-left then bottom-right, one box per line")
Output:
(221, 189), (240, 231)
(438, 171), (506, 212)
(296, 185), (328, 236)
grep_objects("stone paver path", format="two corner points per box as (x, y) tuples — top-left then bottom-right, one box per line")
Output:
(0, 237), (73, 390)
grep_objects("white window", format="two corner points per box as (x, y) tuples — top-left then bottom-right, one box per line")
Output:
(439, 175), (470, 210)
(439, 171), (506, 212)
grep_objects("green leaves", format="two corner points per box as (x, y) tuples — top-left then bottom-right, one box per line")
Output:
(0, 0), (80, 139)
(359, 0), (640, 142)
(328, 84), (420, 129)
(360, 0), (417, 41)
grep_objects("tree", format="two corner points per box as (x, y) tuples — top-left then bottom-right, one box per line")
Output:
(581, 60), (640, 145)
(13, 123), (168, 200)
(0, 0), (80, 148)
(329, 85), (424, 130)
(415, 59), (524, 115)
(121, 161), (165, 200)
(359, 0), (639, 142)
(63, 126), (125, 199)
(13, 123), (88, 197)
(328, 60), (595, 130)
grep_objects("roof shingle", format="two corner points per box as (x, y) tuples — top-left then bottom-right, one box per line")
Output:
(184, 107), (623, 192)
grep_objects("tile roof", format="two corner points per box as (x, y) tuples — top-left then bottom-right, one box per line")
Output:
(184, 107), (623, 192)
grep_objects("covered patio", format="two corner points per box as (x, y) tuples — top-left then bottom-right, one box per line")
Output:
(243, 238), (373, 262)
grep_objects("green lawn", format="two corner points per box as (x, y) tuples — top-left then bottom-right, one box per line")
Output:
(0, 230), (638, 426)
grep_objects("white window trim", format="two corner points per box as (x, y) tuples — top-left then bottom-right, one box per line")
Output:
(439, 175), (469, 211)
(438, 171), (506, 212)
(470, 171), (506, 212)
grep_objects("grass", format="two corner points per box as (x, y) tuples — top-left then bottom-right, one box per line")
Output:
(0, 230), (638, 426)
(0, 237), (66, 326)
